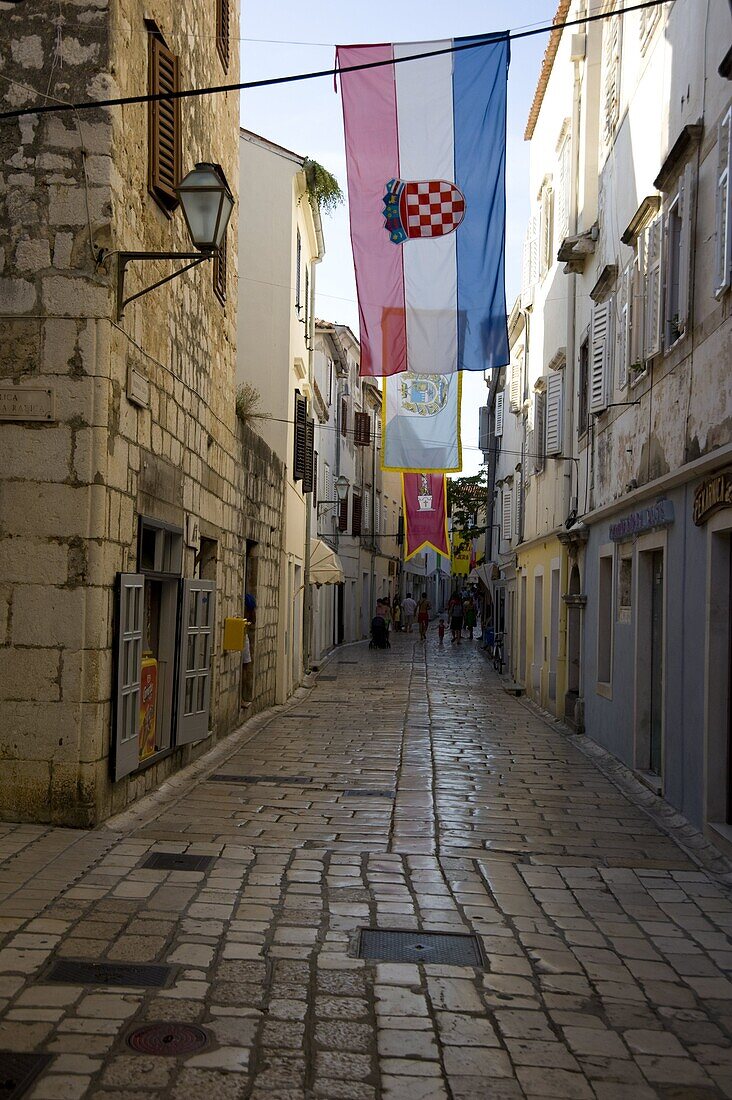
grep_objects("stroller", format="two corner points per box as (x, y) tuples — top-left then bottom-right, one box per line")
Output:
(369, 614), (390, 649)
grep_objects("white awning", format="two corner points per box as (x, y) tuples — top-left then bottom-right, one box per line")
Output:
(310, 539), (345, 586)
(469, 564), (493, 588)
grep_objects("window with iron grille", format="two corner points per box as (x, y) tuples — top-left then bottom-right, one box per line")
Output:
(340, 397), (348, 437)
(354, 411), (371, 446)
(352, 493), (362, 536)
(148, 30), (181, 212)
(216, 0), (230, 70)
(338, 492), (348, 532)
(213, 234), (227, 304)
(293, 392), (307, 481)
(302, 418), (315, 493)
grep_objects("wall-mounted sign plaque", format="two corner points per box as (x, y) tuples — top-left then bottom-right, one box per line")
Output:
(693, 470), (732, 526)
(609, 499), (674, 542)
(0, 385), (54, 422)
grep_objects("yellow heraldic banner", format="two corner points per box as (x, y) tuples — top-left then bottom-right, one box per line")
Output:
(382, 370), (462, 473)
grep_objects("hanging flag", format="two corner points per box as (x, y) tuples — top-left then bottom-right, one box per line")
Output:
(337, 34), (510, 377)
(402, 473), (450, 561)
(382, 370), (461, 473)
(451, 533), (472, 576)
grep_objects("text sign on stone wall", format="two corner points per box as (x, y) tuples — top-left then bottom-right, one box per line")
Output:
(0, 385), (55, 422)
(609, 499), (674, 542)
(693, 470), (732, 525)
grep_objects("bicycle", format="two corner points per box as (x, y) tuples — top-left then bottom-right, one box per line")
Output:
(491, 632), (504, 674)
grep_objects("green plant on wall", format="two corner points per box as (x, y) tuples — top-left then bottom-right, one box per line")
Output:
(303, 159), (344, 215)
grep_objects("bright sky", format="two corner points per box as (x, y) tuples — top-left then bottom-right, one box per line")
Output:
(239, 0), (557, 474)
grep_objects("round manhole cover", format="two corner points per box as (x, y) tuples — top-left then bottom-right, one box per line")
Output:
(127, 1022), (209, 1056)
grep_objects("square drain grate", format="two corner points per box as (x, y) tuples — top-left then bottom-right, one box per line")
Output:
(318, 675), (338, 681)
(358, 929), (483, 967)
(142, 852), (214, 872)
(209, 773), (309, 785)
(343, 789), (395, 799)
(46, 960), (174, 988)
(0, 1052), (52, 1099)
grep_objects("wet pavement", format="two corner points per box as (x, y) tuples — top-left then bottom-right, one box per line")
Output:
(1, 633), (732, 1098)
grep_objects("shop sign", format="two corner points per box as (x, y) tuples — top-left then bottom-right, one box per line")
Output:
(0, 385), (54, 422)
(693, 470), (732, 526)
(609, 499), (674, 542)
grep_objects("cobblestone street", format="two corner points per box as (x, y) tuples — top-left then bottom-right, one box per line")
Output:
(1, 635), (732, 1099)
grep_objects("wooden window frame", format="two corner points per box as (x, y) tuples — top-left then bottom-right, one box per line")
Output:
(148, 28), (182, 214)
(216, 0), (230, 71)
(293, 391), (307, 482)
(354, 411), (371, 446)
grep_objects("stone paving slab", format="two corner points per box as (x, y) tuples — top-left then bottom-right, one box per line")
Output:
(0, 635), (731, 1097)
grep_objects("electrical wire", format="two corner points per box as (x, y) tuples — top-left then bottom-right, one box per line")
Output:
(0, 0), (671, 122)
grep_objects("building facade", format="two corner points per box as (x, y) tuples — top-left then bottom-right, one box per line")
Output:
(0, 0), (287, 825)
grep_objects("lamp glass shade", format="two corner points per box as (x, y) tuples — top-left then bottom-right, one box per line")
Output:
(176, 162), (234, 251)
(334, 475), (350, 502)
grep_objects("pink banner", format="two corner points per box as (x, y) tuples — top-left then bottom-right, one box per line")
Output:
(336, 44), (406, 377)
(402, 473), (450, 560)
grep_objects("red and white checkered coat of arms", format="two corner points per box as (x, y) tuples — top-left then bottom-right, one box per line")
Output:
(383, 179), (466, 244)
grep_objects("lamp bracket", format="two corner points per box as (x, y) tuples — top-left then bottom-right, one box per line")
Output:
(116, 250), (214, 320)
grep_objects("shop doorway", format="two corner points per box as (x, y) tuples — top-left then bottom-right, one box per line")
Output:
(241, 540), (258, 706)
(565, 564), (582, 723)
(635, 541), (665, 787)
(548, 566), (560, 703)
(704, 519), (732, 833)
(519, 575), (527, 684)
(532, 573), (543, 695)
(649, 550), (664, 775)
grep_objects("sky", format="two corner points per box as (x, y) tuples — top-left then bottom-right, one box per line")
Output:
(238, 0), (557, 475)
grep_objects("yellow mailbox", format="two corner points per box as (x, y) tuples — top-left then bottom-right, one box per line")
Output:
(222, 617), (248, 652)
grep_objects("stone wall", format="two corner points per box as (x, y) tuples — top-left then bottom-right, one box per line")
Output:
(0, 0), (285, 825)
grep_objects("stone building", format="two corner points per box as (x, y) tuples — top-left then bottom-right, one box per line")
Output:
(0, 0), (285, 825)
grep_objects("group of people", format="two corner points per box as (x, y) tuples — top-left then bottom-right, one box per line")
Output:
(371, 589), (480, 650)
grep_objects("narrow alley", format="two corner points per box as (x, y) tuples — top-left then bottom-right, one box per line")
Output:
(1, 637), (731, 1100)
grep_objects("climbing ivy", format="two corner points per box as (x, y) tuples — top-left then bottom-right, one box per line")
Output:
(303, 158), (344, 215)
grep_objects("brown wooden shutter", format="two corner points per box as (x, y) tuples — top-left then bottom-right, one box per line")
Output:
(302, 418), (315, 493)
(148, 34), (181, 211)
(293, 392), (307, 481)
(216, 0), (230, 70)
(340, 397), (348, 437)
(312, 451), (318, 504)
(354, 411), (371, 446)
(352, 493), (362, 537)
(338, 493), (348, 532)
(213, 234), (227, 304)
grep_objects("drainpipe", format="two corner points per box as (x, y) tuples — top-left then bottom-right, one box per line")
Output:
(563, 28), (584, 523)
(302, 193), (325, 676)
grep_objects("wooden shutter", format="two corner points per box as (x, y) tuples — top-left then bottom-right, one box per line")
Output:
(114, 573), (144, 780)
(644, 216), (663, 358)
(522, 213), (539, 293)
(715, 107), (732, 297)
(176, 579), (214, 746)
(354, 411), (371, 445)
(363, 488), (371, 532)
(213, 234), (227, 304)
(617, 265), (631, 389)
(533, 392), (546, 472)
(352, 493), (362, 536)
(302, 418), (315, 493)
(216, 0), (230, 70)
(312, 450), (318, 504)
(540, 185), (554, 275)
(631, 233), (647, 371)
(338, 492), (348, 532)
(340, 397), (348, 437)
(293, 392), (307, 481)
(515, 472), (523, 539)
(677, 162), (694, 335)
(509, 352), (522, 411)
(148, 34), (181, 210)
(545, 373), (563, 455)
(591, 299), (613, 413)
(557, 135), (571, 242)
(502, 487), (512, 543)
(494, 390), (505, 437)
(375, 493), (381, 535)
(603, 8), (621, 146)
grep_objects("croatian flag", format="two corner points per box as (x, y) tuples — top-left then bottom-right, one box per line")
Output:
(337, 34), (510, 377)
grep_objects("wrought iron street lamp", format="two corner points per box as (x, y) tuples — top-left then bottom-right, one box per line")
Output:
(317, 474), (350, 511)
(115, 162), (234, 320)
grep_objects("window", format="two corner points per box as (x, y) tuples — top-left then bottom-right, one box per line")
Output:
(494, 390), (505, 437)
(213, 234), (227, 305)
(501, 485), (512, 545)
(340, 397), (348, 437)
(304, 266), (310, 332)
(640, 2), (663, 53)
(293, 391), (307, 481)
(148, 30), (181, 212)
(663, 164), (694, 346)
(644, 215), (663, 358)
(383, 502), (387, 535)
(375, 492), (381, 535)
(515, 467), (523, 539)
(354, 411), (371, 445)
(616, 263), (631, 389)
(715, 106), (731, 297)
(590, 298), (614, 414)
(363, 488), (371, 533)
(522, 212), (539, 294)
(323, 462), (332, 507)
(216, 0), (230, 70)
(338, 492), (348, 532)
(478, 406), (490, 452)
(578, 332), (590, 435)
(545, 372), (563, 455)
(302, 418), (315, 493)
(510, 349), (523, 411)
(352, 493), (362, 537)
(295, 229), (302, 312)
(618, 552), (632, 624)
(629, 234), (647, 382)
(597, 550), (614, 685)
(602, 5), (621, 148)
(533, 391), (546, 473)
(539, 181), (554, 277)
(556, 129), (571, 243)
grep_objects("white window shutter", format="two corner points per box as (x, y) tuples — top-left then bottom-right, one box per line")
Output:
(644, 216), (663, 358)
(630, 239), (646, 371)
(533, 392), (546, 472)
(540, 186), (554, 275)
(603, 11), (621, 146)
(177, 578), (215, 746)
(591, 299), (613, 413)
(715, 107), (732, 297)
(557, 137), (571, 242)
(617, 265), (631, 388)
(522, 214), (539, 292)
(545, 373), (563, 455)
(677, 162), (694, 334)
(510, 353), (522, 411)
(494, 390), (505, 438)
(114, 573), (144, 780)
(502, 486), (512, 543)
(515, 473), (522, 538)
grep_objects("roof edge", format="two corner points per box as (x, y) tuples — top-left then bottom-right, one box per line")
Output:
(524, 0), (572, 141)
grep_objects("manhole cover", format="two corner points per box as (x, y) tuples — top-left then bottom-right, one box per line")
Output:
(208, 774), (309, 785)
(343, 789), (395, 799)
(0, 1052), (52, 1099)
(358, 930), (483, 967)
(142, 852), (214, 872)
(127, 1023), (209, 1056)
(46, 960), (173, 988)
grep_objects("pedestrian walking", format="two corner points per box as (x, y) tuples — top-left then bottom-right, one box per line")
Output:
(402, 592), (416, 633)
(392, 598), (402, 632)
(463, 595), (477, 639)
(417, 593), (431, 640)
(447, 591), (463, 644)
(438, 619), (446, 644)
